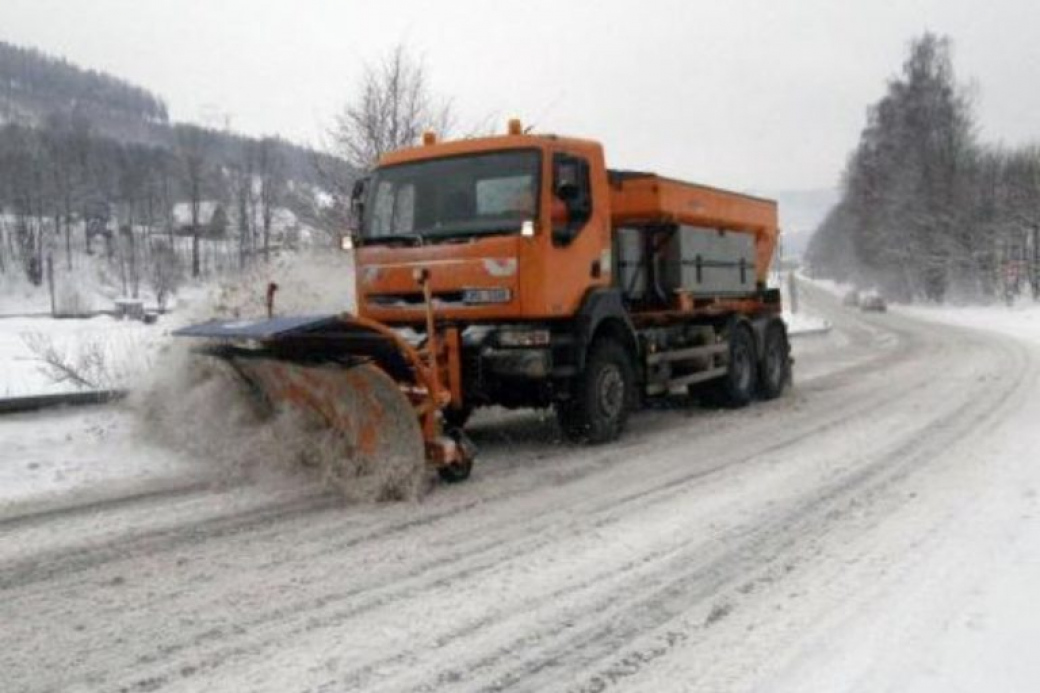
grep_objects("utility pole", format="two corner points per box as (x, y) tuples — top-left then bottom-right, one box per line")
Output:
(1032, 225), (1039, 302)
(788, 271), (799, 314)
(46, 253), (55, 316)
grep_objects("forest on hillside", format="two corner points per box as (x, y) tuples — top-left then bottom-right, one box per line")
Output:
(0, 40), (356, 310)
(806, 34), (1040, 303)
(0, 42), (168, 127)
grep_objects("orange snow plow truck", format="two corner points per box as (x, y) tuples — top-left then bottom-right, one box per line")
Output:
(175, 121), (789, 482)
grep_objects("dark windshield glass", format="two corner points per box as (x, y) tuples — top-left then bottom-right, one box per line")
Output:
(363, 150), (540, 241)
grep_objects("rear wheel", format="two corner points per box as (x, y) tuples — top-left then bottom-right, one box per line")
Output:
(556, 338), (634, 444)
(702, 322), (757, 408)
(758, 319), (790, 400)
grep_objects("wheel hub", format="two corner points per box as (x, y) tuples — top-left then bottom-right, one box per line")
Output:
(597, 366), (625, 418)
(733, 344), (752, 391)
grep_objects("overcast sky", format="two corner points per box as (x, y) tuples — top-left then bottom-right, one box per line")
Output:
(3, 0), (1039, 193)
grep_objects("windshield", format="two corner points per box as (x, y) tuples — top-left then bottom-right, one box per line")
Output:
(363, 150), (540, 242)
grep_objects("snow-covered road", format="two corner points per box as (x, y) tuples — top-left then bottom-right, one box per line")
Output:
(2, 284), (1038, 692)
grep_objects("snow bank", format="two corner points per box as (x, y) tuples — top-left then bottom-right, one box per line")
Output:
(768, 302), (1040, 693)
(0, 314), (161, 396)
(784, 311), (830, 336)
(0, 406), (199, 512)
(0, 251), (357, 396)
(191, 250), (357, 322)
(901, 302), (1040, 344)
(2, 251), (425, 502)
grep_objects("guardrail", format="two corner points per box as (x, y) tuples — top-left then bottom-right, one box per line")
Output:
(0, 390), (127, 416)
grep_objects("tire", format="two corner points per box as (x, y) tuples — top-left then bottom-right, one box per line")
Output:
(437, 429), (476, 483)
(556, 338), (634, 444)
(758, 319), (790, 400)
(703, 322), (757, 408)
(437, 460), (473, 483)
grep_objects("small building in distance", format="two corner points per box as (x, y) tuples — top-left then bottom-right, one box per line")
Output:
(172, 201), (228, 238)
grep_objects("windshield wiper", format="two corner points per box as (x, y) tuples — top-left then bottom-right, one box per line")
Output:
(362, 233), (424, 247)
(426, 224), (523, 240)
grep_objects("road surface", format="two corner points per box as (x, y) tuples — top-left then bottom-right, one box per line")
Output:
(2, 284), (1037, 692)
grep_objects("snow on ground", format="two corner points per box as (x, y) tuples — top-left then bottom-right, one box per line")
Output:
(0, 250), (356, 396)
(0, 314), (164, 396)
(0, 406), (202, 515)
(0, 250), (358, 511)
(6, 267), (1040, 692)
(902, 300), (1040, 343)
(763, 300), (1040, 693)
(784, 309), (830, 336)
(804, 275), (853, 298)
(779, 272), (831, 336)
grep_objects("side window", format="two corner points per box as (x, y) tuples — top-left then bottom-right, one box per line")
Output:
(551, 153), (592, 246)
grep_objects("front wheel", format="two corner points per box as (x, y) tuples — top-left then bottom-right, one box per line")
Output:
(556, 338), (634, 444)
(437, 429), (476, 483)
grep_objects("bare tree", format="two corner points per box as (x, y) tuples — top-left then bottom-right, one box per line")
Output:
(22, 332), (107, 389)
(230, 142), (256, 269)
(176, 126), (209, 278)
(293, 44), (457, 243)
(148, 238), (182, 311)
(257, 137), (284, 262)
(332, 44), (454, 171)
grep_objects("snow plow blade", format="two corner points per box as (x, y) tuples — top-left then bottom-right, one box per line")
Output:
(173, 313), (475, 483)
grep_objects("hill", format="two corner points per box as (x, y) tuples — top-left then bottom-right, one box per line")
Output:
(0, 40), (355, 314)
(0, 39), (348, 188)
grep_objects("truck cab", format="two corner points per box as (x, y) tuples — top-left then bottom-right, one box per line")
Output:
(355, 127), (611, 326)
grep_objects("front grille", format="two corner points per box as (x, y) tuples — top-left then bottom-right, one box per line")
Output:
(368, 291), (465, 307)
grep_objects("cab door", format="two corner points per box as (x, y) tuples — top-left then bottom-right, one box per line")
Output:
(526, 143), (611, 318)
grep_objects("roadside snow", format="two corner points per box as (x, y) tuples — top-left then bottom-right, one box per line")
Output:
(785, 310), (830, 336)
(0, 314), (165, 396)
(0, 406), (201, 514)
(902, 302), (1040, 343)
(0, 251), (356, 397)
(0, 251), (360, 510)
(803, 275), (853, 298)
(767, 302), (1040, 693)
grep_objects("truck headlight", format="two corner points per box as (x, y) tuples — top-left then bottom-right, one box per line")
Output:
(462, 287), (512, 305)
(497, 328), (551, 347)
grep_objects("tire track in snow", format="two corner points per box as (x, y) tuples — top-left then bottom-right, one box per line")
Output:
(382, 325), (1030, 692)
(4, 292), (1022, 693)
(106, 305), (1001, 691)
(0, 308), (918, 594)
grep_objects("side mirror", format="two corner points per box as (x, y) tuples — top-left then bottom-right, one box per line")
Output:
(551, 156), (591, 246)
